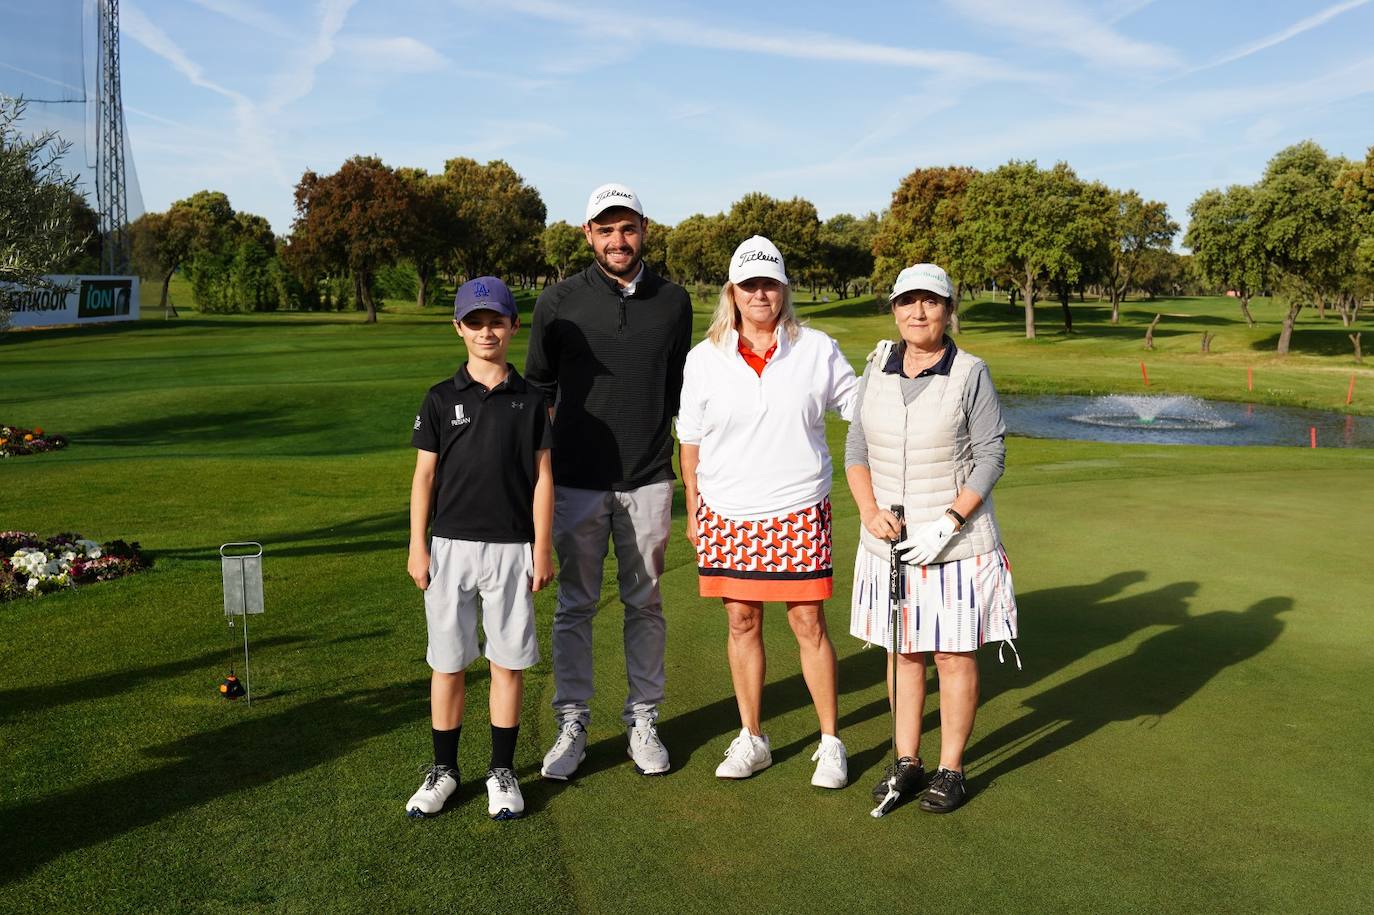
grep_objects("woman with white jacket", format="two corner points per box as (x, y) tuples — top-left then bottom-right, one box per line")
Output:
(678, 235), (858, 789)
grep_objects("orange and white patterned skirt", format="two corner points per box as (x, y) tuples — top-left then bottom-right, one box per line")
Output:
(695, 497), (833, 602)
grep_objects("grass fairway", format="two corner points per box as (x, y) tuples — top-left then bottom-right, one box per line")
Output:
(3, 294), (1372, 912)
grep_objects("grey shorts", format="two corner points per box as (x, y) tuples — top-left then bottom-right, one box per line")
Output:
(424, 537), (539, 673)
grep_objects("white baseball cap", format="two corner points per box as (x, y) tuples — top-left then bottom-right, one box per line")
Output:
(729, 235), (789, 286)
(890, 263), (953, 301)
(585, 183), (644, 223)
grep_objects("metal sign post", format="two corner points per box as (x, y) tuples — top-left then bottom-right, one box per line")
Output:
(220, 542), (264, 704)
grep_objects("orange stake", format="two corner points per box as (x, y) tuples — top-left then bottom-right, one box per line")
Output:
(1310, 427), (1317, 449)
(1347, 373), (1356, 405)
(1247, 367), (1254, 391)
(1140, 362), (1150, 386)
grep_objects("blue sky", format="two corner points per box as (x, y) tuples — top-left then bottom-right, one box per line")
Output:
(107, 0), (1374, 237)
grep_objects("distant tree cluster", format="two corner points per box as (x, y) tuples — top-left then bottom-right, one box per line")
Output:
(1187, 141), (1374, 353)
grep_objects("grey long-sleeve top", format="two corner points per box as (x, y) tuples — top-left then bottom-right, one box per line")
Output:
(843, 338), (1007, 500)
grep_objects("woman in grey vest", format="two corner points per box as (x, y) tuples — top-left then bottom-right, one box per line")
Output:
(844, 263), (1019, 814)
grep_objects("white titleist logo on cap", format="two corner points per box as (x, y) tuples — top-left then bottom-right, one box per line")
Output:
(737, 250), (780, 266)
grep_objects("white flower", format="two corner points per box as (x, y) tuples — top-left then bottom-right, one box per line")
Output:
(78, 539), (102, 559)
(61, 550), (78, 564)
(26, 577), (39, 591)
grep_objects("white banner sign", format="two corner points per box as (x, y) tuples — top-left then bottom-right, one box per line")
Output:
(6, 275), (140, 328)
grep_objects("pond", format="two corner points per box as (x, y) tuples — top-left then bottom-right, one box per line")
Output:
(1000, 394), (1374, 448)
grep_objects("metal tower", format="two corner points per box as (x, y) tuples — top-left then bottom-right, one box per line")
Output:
(98, 0), (129, 274)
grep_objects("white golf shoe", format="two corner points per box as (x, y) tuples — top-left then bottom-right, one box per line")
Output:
(627, 717), (670, 775)
(406, 764), (459, 818)
(485, 767), (525, 820)
(810, 735), (849, 789)
(715, 728), (772, 779)
(541, 719), (587, 781)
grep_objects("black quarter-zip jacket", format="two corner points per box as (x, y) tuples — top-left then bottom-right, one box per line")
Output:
(524, 262), (693, 491)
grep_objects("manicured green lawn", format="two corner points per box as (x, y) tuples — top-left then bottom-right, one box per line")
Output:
(2, 293), (1371, 911)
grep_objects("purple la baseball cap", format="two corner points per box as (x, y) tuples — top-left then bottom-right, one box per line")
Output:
(453, 276), (518, 322)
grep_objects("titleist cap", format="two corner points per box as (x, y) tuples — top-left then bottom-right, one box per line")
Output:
(728, 235), (789, 286)
(584, 183), (644, 222)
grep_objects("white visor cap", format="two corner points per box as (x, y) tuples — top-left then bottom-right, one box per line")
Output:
(729, 235), (789, 286)
(585, 183), (644, 223)
(891, 263), (953, 301)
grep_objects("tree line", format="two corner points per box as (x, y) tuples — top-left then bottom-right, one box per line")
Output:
(5, 92), (1360, 351)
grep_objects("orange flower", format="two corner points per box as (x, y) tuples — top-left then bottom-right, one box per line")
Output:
(24, 434), (34, 442)
(0, 438), (7, 446)
(33, 427), (43, 435)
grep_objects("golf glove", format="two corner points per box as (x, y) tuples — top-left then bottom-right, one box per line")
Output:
(897, 515), (958, 566)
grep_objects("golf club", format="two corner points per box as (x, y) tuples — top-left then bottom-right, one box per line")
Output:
(871, 505), (905, 819)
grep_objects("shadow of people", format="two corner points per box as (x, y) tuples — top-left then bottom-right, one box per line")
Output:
(966, 597), (1291, 791)
(0, 681), (429, 885)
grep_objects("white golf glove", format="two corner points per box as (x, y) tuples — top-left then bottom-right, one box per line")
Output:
(897, 515), (958, 566)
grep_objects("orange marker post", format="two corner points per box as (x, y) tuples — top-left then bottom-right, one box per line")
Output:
(1310, 427), (1317, 449)
(1247, 367), (1254, 391)
(1140, 362), (1150, 386)
(1347, 373), (1356, 405)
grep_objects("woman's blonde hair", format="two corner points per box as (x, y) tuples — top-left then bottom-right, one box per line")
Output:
(706, 281), (803, 347)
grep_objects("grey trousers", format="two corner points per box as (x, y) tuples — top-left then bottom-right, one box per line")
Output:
(550, 480), (672, 727)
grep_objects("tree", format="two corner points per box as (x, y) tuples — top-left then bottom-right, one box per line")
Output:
(1253, 141), (1360, 352)
(726, 193), (821, 279)
(291, 156), (412, 323)
(870, 165), (976, 295)
(956, 160), (1103, 338)
(666, 212), (732, 286)
(441, 157), (546, 282)
(819, 212), (877, 299)
(542, 220), (591, 282)
(1184, 186), (1268, 326)
(0, 96), (88, 329)
(396, 167), (462, 308)
(1103, 190), (1177, 324)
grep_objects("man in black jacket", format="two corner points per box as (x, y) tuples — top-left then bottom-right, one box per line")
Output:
(525, 183), (693, 780)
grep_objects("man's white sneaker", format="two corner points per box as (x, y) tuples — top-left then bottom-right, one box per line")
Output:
(541, 719), (587, 781)
(715, 728), (772, 779)
(485, 767), (525, 820)
(405, 764), (459, 818)
(627, 718), (670, 775)
(810, 736), (849, 789)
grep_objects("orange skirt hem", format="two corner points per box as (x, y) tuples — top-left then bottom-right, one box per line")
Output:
(698, 574), (833, 602)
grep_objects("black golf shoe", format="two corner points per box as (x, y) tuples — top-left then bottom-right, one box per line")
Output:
(870, 755), (926, 804)
(918, 767), (968, 814)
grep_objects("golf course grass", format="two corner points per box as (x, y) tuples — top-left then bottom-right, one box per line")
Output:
(2, 290), (1371, 912)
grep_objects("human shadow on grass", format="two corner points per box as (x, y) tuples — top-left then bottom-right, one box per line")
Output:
(0, 680), (429, 886)
(964, 596), (1291, 794)
(825, 573), (1199, 788)
(74, 407), (306, 448)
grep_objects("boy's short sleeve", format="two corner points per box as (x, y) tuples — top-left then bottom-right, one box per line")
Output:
(534, 399), (553, 451)
(411, 389), (441, 453)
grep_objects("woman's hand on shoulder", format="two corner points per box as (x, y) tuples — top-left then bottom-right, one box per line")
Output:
(860, 506), (903, 542)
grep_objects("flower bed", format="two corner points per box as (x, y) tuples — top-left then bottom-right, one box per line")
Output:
(0, 532), (152, 601)
(0, 424), (69, 457)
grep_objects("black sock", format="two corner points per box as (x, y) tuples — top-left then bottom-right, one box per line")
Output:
(433, 726), (460, 771)
(490, 725), (519, 771)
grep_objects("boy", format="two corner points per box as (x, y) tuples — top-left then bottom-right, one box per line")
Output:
(406, 276), (554, 820)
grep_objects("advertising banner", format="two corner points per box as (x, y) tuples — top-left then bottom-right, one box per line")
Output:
(6, 275), (140, 328)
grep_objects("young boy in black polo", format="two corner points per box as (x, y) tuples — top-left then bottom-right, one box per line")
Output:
(405, 276), (554, 820)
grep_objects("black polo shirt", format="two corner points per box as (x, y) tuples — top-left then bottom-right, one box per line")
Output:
(411, 364), (552, 543)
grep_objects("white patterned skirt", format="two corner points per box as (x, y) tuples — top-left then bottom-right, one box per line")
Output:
(849, 544), (1018, 654)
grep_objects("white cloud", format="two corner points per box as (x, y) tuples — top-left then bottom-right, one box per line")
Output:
(337, 36), (450, 73)
(462, 0), (1038, 83)
(264, 0), (358, 114)
(123, 2), (254, 108)
(1196, 0), (1372, 72)
(189, 0), (291, 38)
(945, 0), (1181, 70)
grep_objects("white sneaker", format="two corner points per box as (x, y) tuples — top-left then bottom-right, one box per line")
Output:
(485, 767), (525, 820)
(627, 717), (670, 775)
(714, 728), (772, 779)
(541, 719), (587, 781)
(810, 736), (849, 789)
(405, 764), (459, 818)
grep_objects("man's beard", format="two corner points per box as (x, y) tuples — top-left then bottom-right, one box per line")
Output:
(595, 247), (642, 278)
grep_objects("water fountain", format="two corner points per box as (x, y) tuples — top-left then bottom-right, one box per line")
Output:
(998, 393), (1373, 448)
